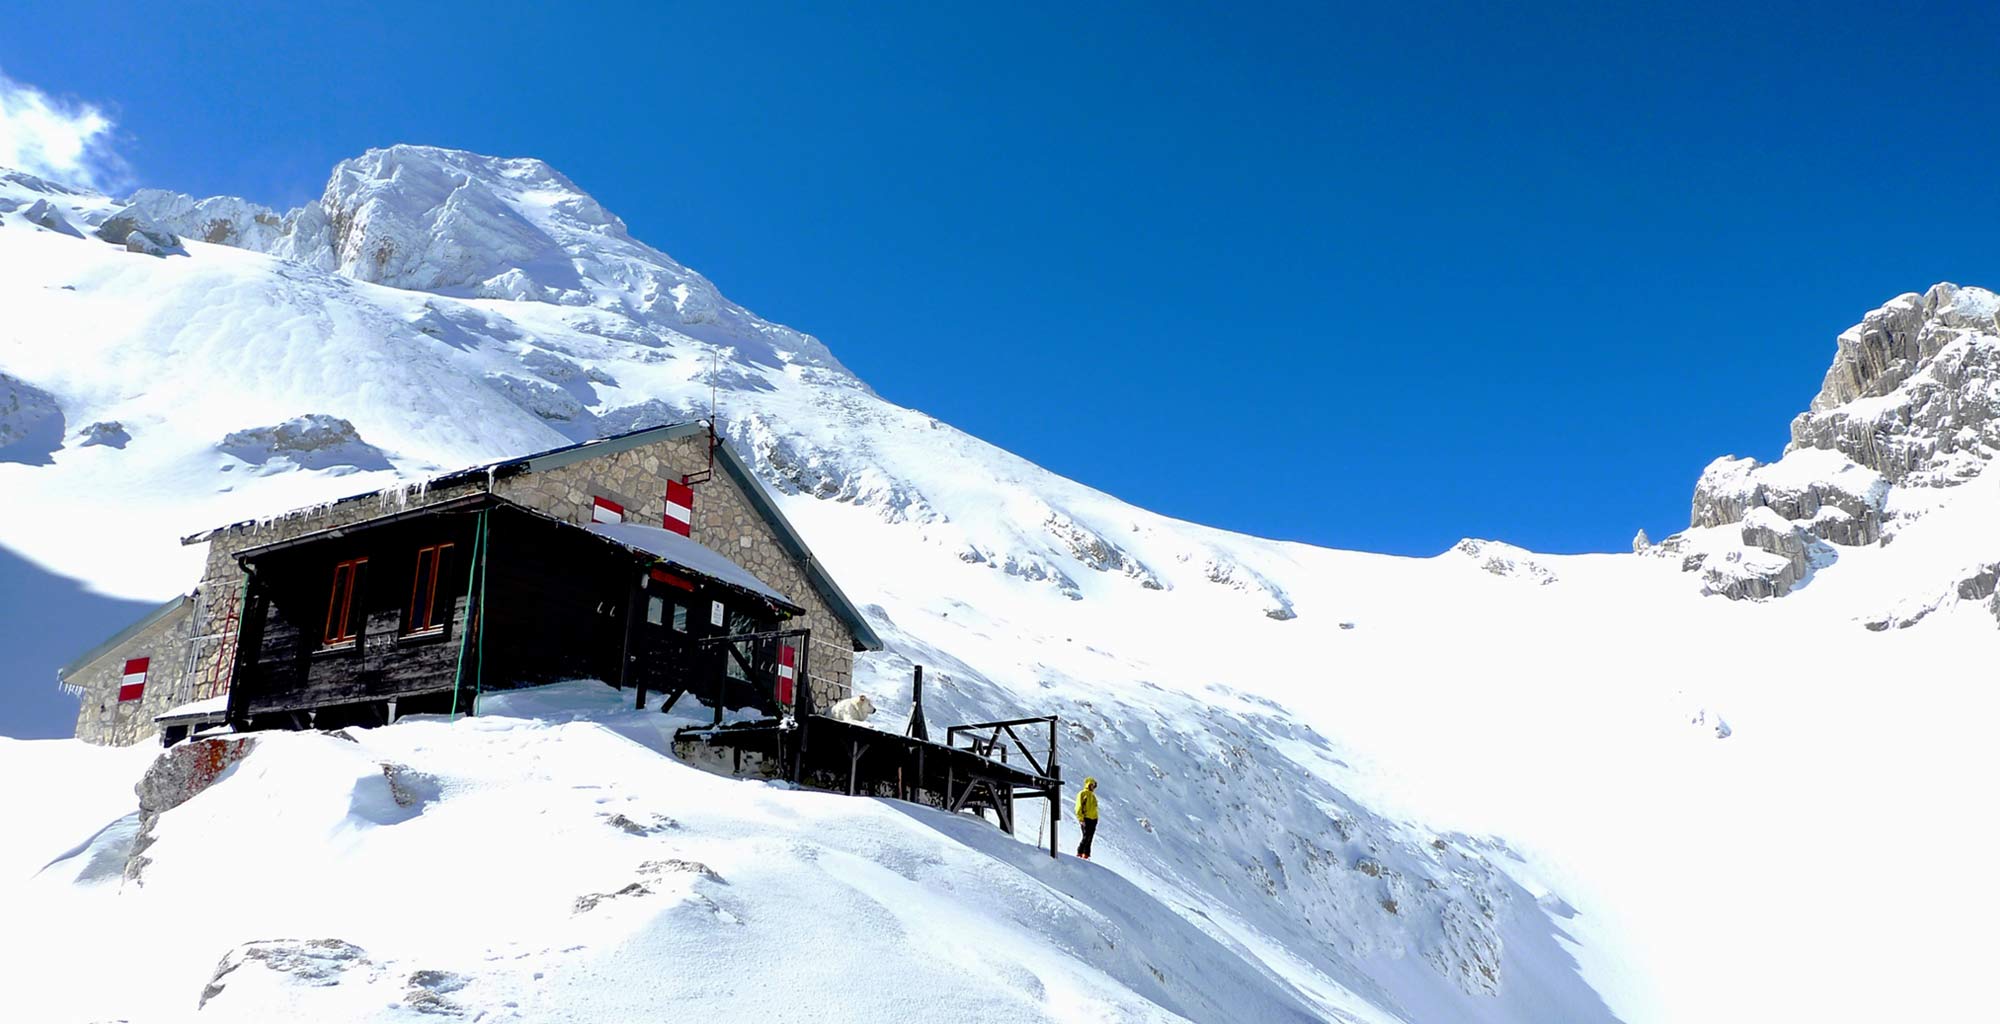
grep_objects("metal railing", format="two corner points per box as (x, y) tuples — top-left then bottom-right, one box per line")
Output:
(945, 715), (1060, 782)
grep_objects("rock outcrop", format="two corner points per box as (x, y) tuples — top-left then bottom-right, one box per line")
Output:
(1662, 283), (2000, 602)
(19, 198), (82, 237)
(1689, 450), (1888, 547)
(1790, 283), (2000, 486)
(125, 736), (257, 883)
(217, 414), (394, 474)
(0, 372), (64, 465)
(93, 209), (186, 256)
(123, 188), (287, 249)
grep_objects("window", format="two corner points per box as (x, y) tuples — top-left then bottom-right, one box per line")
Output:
(404, 544), (453, 636)
(671, 604), (688, 633)
(324, 558), (368, 647)
(646, 595), (665, 626)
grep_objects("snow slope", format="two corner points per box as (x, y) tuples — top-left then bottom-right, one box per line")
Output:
(3, 148), (1996, 1023)
(2, 684), (1336, 1023)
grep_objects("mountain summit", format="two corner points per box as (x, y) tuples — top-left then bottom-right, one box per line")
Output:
(128, 144), (855, 376)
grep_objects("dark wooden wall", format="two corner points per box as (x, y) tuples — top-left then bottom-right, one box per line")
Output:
(230, 502), (802, 724)
(234, 512), (481, 718)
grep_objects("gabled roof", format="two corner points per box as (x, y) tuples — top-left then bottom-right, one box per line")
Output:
(57, 593), (194, 687)
(186, 420), (883, 651)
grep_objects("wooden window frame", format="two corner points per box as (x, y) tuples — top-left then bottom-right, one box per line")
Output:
(403, 543), (455, 638)
(322, 558), (368, 649)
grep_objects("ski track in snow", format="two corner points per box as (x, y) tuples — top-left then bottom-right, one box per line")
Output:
(2, 151), (1997, 1023)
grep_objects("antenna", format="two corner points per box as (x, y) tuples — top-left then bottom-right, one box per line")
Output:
(682, 342), (720, 487)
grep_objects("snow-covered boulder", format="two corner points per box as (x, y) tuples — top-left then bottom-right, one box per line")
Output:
(77, 420), (130, 448)
(93, 209), (186, 256)
(19, 198), (81, 237)
(217, 414), (393, 474)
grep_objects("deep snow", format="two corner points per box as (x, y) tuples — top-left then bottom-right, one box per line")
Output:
(2, 149), (1996, 1023)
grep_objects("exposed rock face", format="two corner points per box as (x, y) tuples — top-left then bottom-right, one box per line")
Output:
(126, 736), (257, 883)
(1689, 451), (1888, 546)
(1697, 507), (1830, 600)
(1790, 283), (2000, 486)
(1666, 283), (2000, 602)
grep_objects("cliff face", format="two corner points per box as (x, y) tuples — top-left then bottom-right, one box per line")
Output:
(1664, 283), (2000, 603)
(1791, 283), (2000, 485)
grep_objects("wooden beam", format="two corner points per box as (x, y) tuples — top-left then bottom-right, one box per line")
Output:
(619, 573), (645, 706)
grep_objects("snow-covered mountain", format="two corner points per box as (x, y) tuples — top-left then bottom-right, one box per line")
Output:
(2, 147), (1995, 1023)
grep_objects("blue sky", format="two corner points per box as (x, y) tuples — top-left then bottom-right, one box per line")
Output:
(5, 1), (1998, 555)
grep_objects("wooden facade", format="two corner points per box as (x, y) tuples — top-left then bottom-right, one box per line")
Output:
(224, 495), (800, 732)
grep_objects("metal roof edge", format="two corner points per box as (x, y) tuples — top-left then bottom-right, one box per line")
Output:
(713, 441), (885, 652)
(57, 593), (195, 685)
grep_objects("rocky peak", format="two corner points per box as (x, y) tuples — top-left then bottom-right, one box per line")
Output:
(104, 145), (860, 381)
(1788, 282), (2000, 486)
(1661, 283), (2000, 602)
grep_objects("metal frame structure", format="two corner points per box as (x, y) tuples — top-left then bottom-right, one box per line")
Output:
(945, 715), (1063, 858)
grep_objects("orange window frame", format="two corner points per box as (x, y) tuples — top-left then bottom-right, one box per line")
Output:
(405, 543), (454, 635)
(323, 558), (367, 646)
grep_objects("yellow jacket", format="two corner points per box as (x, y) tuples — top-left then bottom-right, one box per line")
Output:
(1075, 779), (1099, 820)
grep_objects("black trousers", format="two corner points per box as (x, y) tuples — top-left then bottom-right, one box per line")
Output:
(1077, 817), (1097, 857)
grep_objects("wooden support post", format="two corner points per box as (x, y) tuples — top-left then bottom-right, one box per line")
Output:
(1050, 716), (1060, 859)
(617, 573), (644, 698)
(848, 740), (870, 796)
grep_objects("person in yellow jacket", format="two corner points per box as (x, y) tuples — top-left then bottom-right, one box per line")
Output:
(1074, 777), (1100, 859)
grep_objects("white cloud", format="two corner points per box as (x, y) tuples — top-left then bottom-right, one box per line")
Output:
(0, 69), (127, 191)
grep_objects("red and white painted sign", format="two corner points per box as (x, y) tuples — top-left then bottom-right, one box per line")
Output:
(119, 658), (149, 702)
(663, 481), (694, 537)
(591, 496), (625, 524)
(776, 645), (797, 705)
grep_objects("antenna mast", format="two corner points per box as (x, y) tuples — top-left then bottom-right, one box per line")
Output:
(683, 342), (721, 486)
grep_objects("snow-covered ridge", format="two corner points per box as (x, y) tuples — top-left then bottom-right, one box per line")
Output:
(4, 148), (1998, 1023)
(125, 145), (856, 376)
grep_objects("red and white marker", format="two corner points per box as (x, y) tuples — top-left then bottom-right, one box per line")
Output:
(663, 481), (694, 537)
(591, 496), (625, 524)
(776, 645), (797, 705)
(119, 657), (149, 702)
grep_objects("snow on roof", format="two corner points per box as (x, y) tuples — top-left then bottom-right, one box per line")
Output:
(587, 521), (797, 610)
(155, 694), (229, 723)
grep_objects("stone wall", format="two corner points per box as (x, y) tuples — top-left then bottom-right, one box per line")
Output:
(71, 599), (198, 746)
(82, 430), (861, 746)
(490, 432), (859, 697)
